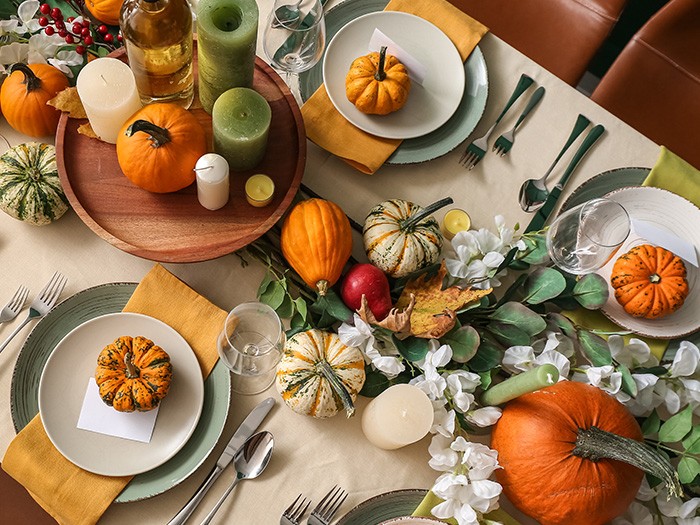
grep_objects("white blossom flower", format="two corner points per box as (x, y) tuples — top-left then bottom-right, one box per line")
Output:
(416, 340), (453, 372)
(445, 370), (481, 413)
(0, 41), (29, 68)
(619, 373), (659, 416)
(452, 438), (501, 480)
(46, 48), (83, 78)
(668, 341), (700, 378)
(29, 33), (68, 64)
(574, 365), (623, 395)
(502, 345), (536, 374)
(338, 314), (404, 378)
(15, 0), (42, 34)
(464, 406), (502, 427)
(430, 404), (456, 437)
(533, 349), (570, 380)
(532, 331), (575, 358)
(411, 365), (448, 401)
(653, 379), (683, 416)
(428, 434), (459, 472)
(0, 19), (20, 35)
(432, 473), (502, 525)
(609, 335), (658, 368)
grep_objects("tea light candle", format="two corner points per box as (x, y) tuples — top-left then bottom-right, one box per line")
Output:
(441, 209), (471, 241)
(195, 153), (230, 210)
(76, 57), (143, 144)
(361, 383), (433, 450)
(212, 87), (271, 171)
(245, 174), (274, 207)
(197, 0), (258, 113)
(481, 364), (560, 406)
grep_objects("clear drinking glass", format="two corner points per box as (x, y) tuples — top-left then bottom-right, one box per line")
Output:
(546, 197), (631, 275)
(217, 302), (285, 395)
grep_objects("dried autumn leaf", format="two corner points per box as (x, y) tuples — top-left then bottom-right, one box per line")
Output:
(357, 293), (415, 337)
(77, 123), (100, 140)
(395, 261), (491, 338)
(47, 87), (87, 119)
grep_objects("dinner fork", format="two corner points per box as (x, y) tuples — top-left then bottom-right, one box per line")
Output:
(0, 272), (67, 354)
(492, 86), (546, 156)
(0, 285), (29, 325)
(308, 486), (347, 525)
(460, 73), (534, 169)
(281, 494), (311, 525)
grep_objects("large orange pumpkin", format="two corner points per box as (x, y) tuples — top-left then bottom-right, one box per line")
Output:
(116, 103), (207, 193)
(0, 63), (69, 137)
(611, 244), (688, 319)
(85, 0), (123, 25)
(490, 381), (681, 525)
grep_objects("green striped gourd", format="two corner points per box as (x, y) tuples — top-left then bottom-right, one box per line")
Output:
(363, 197), (453, 278)
(276, 329), (366, 419)
(0, 142), (69, 225)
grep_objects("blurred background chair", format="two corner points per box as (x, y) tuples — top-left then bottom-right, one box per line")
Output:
(591, 0), (700, 169)
(450, 0), (629, 86)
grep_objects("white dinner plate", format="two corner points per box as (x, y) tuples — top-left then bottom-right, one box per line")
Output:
(598, 186), (700, 339)
(322, 11), (466, 139)
(38, 312), (205, 476)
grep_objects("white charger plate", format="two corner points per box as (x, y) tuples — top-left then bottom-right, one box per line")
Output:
(598, 186), (700, 339)
(322, 11), (465, 139)
(38, 312), (204, 476)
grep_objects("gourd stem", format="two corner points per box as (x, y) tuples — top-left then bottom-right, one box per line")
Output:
(374, 46), (387, 82)
(573, 426), (683, 499)
(317, 359), (355, 418)
(316, 279), (329, 297)
(126, 120), (172, 148)
(124, 352), (139, 379)
(9, 63), (42, 92)
(400, 197), (454, 231)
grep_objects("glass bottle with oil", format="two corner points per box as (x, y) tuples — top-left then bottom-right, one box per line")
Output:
(120, 0), (195, 108)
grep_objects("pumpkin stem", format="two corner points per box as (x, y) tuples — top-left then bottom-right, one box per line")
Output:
(374, 46), (388, 82)
(126, 119), (172, 148)
(400, 197), (454, 232)
(316, 279), (329, 296)
(9, 63), (42, 92)
(573, 425), (683, 500)
(124, 352), (140, 379)
(650, 273), (661, 284)
(317, 359), (355, 418)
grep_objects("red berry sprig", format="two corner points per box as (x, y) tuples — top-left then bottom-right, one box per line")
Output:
(37, 3), (122, 55)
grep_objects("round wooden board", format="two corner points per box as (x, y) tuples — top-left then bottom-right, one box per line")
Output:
(56, 47), (305, 263)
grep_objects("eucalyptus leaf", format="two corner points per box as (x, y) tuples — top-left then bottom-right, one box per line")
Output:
(310, 290), (353, 324)
(456, 296), (491, 315)
(659, 405), (693, 443)
(617, 363), (638, 397)
(294, 297), (308, 323)
(641, 409), (661, 436)
(393, 335), (430, 362)
(517, 234), (549, 265)
(478, 370), (493, 390)
(442, 325), (480, 363)
(259, 280), (286, 310)
(276, 294), (295, 319)
(468, 338), (503, 372)
(678, 457), (700, 485)
(360, 366), (410, 397)
(523, 267), (567, 304)
(487, 321), (531, 347)
(634, 366), (671, 376)
(257, 271), (274, 298)
(573, 273), (610, 309)
(682, 425), (700, 454)
(578, 330), (612, 366)
(546, 312), (577, 339)
(489, 302), (546, 337)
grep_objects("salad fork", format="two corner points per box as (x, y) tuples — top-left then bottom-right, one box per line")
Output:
(308, 486), (347, 525)
(0, 272), (67, 354)
(493, 86), (546, 156)
(281, 494), (311, 525)
(0, 285), (29, 325)
(459, 73), (534, 169)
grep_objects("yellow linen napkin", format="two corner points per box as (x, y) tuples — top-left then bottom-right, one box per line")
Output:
(412, 490), (521, 524)
(301, 0), (488, 174)
(2, 264), (227, 525)
(643, 146), (700, 208)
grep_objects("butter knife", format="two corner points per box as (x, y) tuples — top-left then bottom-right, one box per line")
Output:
(166, 397), (275, 525)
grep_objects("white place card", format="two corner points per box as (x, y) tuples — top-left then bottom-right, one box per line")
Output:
(77, 378), (159, 443)
(368, 29), (427, 85)
(632, 218), (699, 267)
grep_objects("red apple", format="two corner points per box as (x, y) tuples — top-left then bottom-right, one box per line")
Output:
(341, 263), (393, 320)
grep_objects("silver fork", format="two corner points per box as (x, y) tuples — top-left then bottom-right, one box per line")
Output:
(460, 73), (534, 169)
(0, 285), (29, 324)
(492, 86), (546, 156)
(281, 494), (311, 525)
(0, 272), (67, 354)
(308, 486), (347, 525)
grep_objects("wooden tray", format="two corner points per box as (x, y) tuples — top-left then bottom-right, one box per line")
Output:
(56, 47), (305, 263)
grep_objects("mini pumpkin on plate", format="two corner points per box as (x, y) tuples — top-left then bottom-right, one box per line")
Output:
(610, 244), (689, 319)
(345, 46), (411, 115)
(95, 335), (173, 412)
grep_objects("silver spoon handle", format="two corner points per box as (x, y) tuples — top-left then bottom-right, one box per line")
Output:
(199, 477), (242, 525)
(167, 466), (224, 525)
(541, 113), (590, 182)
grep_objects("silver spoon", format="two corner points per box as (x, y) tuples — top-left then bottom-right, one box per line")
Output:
(199, 431), (274, 525)
(518, 113), (590, 212)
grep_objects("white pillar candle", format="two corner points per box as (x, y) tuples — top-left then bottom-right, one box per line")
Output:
(361, 383), (434, 450)
(195, 153), (230, 210)
(76, 57), (143, 144)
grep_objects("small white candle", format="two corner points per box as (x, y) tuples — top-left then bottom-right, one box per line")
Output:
(76, 58), (142, 144)
(195, 153), (230, 210)
(361, 383), (433, 450)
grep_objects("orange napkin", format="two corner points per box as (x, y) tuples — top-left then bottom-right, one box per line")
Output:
(301, 0), (488, 174)
(2, 264), (227, 525)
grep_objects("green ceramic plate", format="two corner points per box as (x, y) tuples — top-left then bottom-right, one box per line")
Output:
(336, 489), (428, 525)
(560, 167), (650, 211)
(299, 0), (488, 165)
(10, 282), (231, 503)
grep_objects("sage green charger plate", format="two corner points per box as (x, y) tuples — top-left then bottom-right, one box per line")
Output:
(299, 0), (489, 165)
(337, 489), (427, 525)
(561, 166), (650, 211)
(10, 282), (231, 503)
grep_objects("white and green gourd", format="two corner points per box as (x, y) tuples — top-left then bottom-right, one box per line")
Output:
(0, 142), (69, 225)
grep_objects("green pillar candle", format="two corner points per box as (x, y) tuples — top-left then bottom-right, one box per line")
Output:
(481, 364), (560, 406)
(196, 0), (258, 114)
(213, 87), (272, 171)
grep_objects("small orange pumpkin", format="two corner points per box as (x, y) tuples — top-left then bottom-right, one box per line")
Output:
(116, 103), (207, 193)
(610, 244), (688, 319)
(0, 63), (69, 137)
(85, 0), (123, 25)
(280, 199), (352, 295)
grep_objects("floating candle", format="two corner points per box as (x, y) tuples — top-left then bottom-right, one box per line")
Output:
(361, 383), (433, 450)
(480, 364), (560, 406)
(195, 153), (230, 210)
(212, 87), (271, 171)
(76, 58), (143, 144)
(245, 174), (274, 207)
(441, 208), (471, 241)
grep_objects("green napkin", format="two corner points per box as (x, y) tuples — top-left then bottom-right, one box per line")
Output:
(412, 491), (520, 524)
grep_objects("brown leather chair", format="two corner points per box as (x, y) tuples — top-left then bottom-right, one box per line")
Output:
(449, 0), (629, 86)
(592, 0), (700, 169)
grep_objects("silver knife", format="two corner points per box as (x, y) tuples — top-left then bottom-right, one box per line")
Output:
(166, 397), (275, 525)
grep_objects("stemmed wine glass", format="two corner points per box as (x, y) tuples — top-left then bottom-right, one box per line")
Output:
(262, 0), (326, 96)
